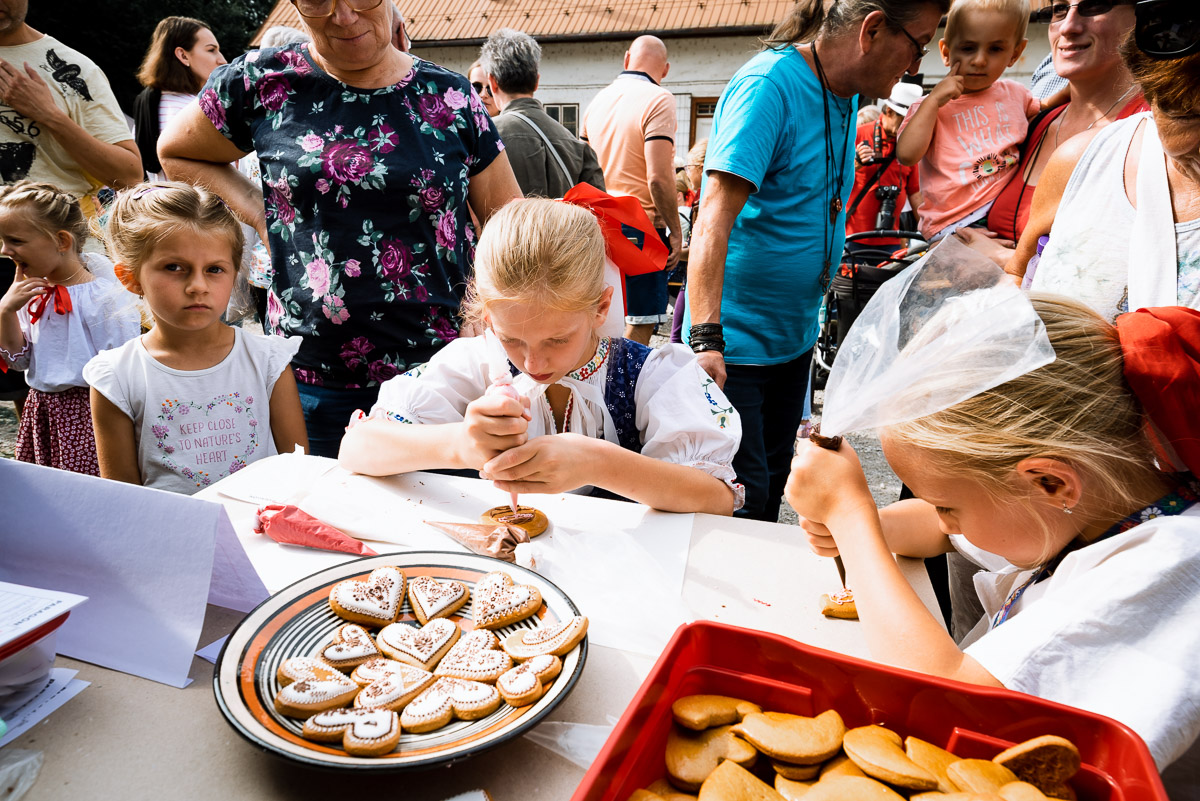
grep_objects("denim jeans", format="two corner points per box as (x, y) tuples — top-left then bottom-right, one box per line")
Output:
(297, 383), (381, 459)
(722, 351), (813, 522)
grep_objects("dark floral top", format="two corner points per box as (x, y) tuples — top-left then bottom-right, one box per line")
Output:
(200, 45), (504, 389)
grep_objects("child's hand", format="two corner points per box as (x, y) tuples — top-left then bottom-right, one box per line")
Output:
(930, 63), (965, 107)
(0, 267), (49, 314)
(457, 393), (531, 468)
(784, 439), (876, 527)
(798, 515), (841, 558)
(479, 432), (597, 495)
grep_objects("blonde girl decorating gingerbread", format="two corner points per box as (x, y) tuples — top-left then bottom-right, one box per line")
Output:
(84, 182), (308, 495)
(785, 242), (1200, 793)
(0, 181), (140, 474)
(339, 197), (743, 515)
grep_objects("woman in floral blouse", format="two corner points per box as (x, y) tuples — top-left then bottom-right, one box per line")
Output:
(159, 0), (522, 456)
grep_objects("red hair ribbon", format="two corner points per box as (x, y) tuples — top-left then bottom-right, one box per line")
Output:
(1115, 306), (1200, 476)
(561, 182), (668, 277)
(27, 285), (72, 324)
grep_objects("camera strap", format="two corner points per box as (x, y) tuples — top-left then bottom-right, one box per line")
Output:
(847, 152), (896, 217)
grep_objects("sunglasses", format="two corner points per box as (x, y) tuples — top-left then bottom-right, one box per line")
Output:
(1032, 0), (1134, 24)
(471, 81), (492, 95)
(292, 0), (384, 17)
(1135, 0), (1200, 58)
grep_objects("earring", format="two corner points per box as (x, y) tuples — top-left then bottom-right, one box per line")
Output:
(1062, 502), (1073, 515)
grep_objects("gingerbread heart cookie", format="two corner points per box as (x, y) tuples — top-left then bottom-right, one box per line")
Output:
(666, 723), (758, 792)
(992, 735), (1080, 797)
(672, 695), (763, 731)
(802, 775), (906, 801)
(905, 735), (961, 793)
(503, 615), (589, 660)
(496, 653), (562, 707)
(408, 575), (470, 625)
(472, 570), (542, 629)
(843, 725), (937, 790)
(400, 676), (501, 733)
(353, 660), (436, 711)
(696, 760), (784, 801)
(731, 709), (845, 766)
(329, 566), (406, 627)
(301, 707), (401, 757)
(320, 623), (381, 671)
(434, 628), (513, 682)
(274, 656), (361, 718)
(947, 759), (1019, 793)
(377, 618), (460, 671)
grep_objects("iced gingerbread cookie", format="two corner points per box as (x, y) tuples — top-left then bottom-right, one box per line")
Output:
(274, 656), (361, 718)
(434, 629), (513, 683)
(472, 571), (542, 629)
(820, 589), (858, 620)
(376, 618), (460, 671)
(329, 566), (406, 627)
(301, 707), (401, 757)
(320, 623), (382, 671)
(400, 676), (501, 733)
(353, 661), (436, 711)
(480, 505), (549, 537)
(496, 653), (562, 707)
(408, 575), (470, 625)
(502, 615), (588, 660)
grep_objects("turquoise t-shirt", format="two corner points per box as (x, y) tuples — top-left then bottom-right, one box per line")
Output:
(686, 46), (856, 365)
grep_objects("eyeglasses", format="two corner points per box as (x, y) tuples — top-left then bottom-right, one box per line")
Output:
(1032, 0), (1134, 24)
(471, 81), (492, 95)
(291, 0), (385, 19)
(1135, 0), (1200, 58)
(894, 25), (929, 64)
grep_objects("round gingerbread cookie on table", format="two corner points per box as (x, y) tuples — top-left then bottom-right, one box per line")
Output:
(479, 505), (549, 537)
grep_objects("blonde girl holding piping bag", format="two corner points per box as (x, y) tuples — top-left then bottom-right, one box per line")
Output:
(0, 181), (140, 474)
(785, 237), (1200, 793)
(339, 197), (743, 515)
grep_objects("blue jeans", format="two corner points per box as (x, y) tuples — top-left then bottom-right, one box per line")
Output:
(297, 383), (381, 459)
(722, 352), (813, 522)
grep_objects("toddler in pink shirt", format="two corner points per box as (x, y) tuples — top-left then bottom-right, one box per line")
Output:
(898, 0), (1057, 241)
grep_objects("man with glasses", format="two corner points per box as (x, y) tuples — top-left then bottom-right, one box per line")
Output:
(478, 28), (604, 199)
(683, 0), (947, 521)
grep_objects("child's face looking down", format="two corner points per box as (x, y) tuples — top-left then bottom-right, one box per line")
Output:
(487, 289), (613, 385)
(940, 10), (1028, 94)
(881, 434), (1074, 569)
(122, 228), (238, 335)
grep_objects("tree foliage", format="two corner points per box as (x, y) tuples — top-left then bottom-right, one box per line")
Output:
(29, 0), (274, 113)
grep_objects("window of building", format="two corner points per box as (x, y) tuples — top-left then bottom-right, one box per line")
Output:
(544, 104), (579, 137)
(690, 98), (719, 147)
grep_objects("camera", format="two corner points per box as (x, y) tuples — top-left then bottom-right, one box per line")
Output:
(875, 185), (900, 230)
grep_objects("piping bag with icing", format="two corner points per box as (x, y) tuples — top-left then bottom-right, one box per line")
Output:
(484, 330), (531, 513)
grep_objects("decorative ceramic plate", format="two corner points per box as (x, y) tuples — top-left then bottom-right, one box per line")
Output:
(214, 551), (587, 770)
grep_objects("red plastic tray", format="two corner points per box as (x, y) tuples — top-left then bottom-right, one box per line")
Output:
(573, 621), (1167, 801)
(0, 612), (69, 662)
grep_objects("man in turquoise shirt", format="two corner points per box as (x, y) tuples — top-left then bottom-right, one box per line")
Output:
(685, 0), (947, 520)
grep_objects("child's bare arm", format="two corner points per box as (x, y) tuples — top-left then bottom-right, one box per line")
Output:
(338, 394), (528, 477)
(0, 268), (41, 361)
(90, 387), (142, 485)
(785, 441), (1002, 686)
(897, 64), (964, 166)
(268, 366), (309, 455)
(481, 434), (737, 515)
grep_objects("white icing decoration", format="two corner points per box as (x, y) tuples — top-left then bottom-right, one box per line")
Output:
(323, 624), (379, 661)
(377, 618), (457, 660)
(310, 708), (397, 739)
(332, 567), (404, 618)
(410, 575), (467, 616)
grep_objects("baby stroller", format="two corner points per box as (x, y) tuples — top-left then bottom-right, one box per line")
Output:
(810, 229), (930, 392)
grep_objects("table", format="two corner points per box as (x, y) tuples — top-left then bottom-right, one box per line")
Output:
(14, 459), (942, 800)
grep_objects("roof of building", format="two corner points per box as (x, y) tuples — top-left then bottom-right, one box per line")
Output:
(252, 0), (791, 46)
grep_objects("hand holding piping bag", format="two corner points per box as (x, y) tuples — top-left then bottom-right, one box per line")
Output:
(484, 332), (532, 512)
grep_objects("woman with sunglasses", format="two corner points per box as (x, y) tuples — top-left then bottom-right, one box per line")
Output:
(157, 0), (522, 457)
(468, 60), (500, 117)
(1009, 31), (1200, 325)
(954, 0), (1146, 256)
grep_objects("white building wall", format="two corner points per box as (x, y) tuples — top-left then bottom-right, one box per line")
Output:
(413, 22), (1055, 156)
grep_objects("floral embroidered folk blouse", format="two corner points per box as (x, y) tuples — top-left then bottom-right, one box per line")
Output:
(200, 45), (505, 389)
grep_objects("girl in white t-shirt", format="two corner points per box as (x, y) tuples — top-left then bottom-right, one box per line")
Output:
(786, 294), (1200, 793)
(0, 182), (140, 475)
(339, 197), (743, 514)
(84, 182), (307, 495)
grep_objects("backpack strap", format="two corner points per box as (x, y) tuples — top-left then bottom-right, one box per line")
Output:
(506, 110), (574, 186)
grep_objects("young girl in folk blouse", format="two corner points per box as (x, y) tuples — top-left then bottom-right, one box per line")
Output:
(339, 197), (743, 514)
(786, 292), (1200, 793)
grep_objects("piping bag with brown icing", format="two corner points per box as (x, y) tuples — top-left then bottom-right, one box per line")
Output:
(424, 520), (530, 563)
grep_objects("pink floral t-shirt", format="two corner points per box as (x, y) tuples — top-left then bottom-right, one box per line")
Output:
(903, 79), (1040, 240)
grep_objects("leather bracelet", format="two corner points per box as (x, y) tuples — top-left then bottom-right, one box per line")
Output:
(690, 339), (725, 354)
(689, 323), (724, 338)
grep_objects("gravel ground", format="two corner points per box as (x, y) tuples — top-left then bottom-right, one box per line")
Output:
(0, 316), (903, 519)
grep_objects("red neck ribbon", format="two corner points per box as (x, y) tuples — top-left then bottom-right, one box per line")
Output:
(1115, 306), (1200, 476)
(27, 285), (73, 324)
